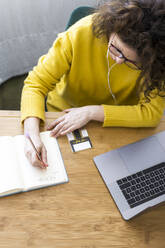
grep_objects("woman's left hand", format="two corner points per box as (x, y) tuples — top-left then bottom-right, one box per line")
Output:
(46, 105), (104, 137)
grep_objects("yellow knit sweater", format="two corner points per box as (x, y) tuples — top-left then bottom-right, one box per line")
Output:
(21, 15), (165, 127)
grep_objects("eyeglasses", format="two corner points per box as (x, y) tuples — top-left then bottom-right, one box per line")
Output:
(108, 43), (142, 70)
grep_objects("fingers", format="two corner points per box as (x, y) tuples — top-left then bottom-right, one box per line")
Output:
(41, 145), (48, 167)
(46, 108), (76, 130)
(59, 125), (76, 136)
(46, 115), (70, 137)
(46, 116), (65, 130)
(25, 149), (45, 169)
(46, 107), (89, 137)
(32, 152), (46, 169)
(62, 108), (73, 113)
(25, 139), (48, 169)
(50, 120), (72, 137)
(50, 120), (81, 138)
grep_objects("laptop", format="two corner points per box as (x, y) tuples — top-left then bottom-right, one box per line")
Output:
(93, 130), (165, 220)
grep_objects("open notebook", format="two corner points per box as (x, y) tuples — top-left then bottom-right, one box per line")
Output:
(0, 131), (68, 197)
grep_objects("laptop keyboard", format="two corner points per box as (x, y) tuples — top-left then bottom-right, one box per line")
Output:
(117, 162), (165, 208)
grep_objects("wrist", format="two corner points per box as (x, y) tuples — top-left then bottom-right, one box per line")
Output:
(88, 105), (104, 122)
(24, 117), (41, 137)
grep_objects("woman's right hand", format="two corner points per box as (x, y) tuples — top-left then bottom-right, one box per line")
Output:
(24, 117), (48, 169)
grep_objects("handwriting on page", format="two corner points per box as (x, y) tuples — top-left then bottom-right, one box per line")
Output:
(38, 169), (60, 183)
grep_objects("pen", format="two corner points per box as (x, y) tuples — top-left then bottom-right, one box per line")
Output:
(25, 132), (47, 167)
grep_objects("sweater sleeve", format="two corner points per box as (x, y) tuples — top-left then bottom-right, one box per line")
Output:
(21, 32), (72, 122)
(103, 92), (165, 127)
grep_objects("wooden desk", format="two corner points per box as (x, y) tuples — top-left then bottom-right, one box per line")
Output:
(0, 111), (165, 248)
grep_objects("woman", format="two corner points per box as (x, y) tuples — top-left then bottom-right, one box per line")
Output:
(21, 0), (165, 168)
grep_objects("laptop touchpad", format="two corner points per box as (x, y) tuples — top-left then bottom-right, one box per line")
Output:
(118, 136), (165, 174)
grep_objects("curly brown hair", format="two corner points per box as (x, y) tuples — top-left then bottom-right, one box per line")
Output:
(92, 0), (165, 99)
